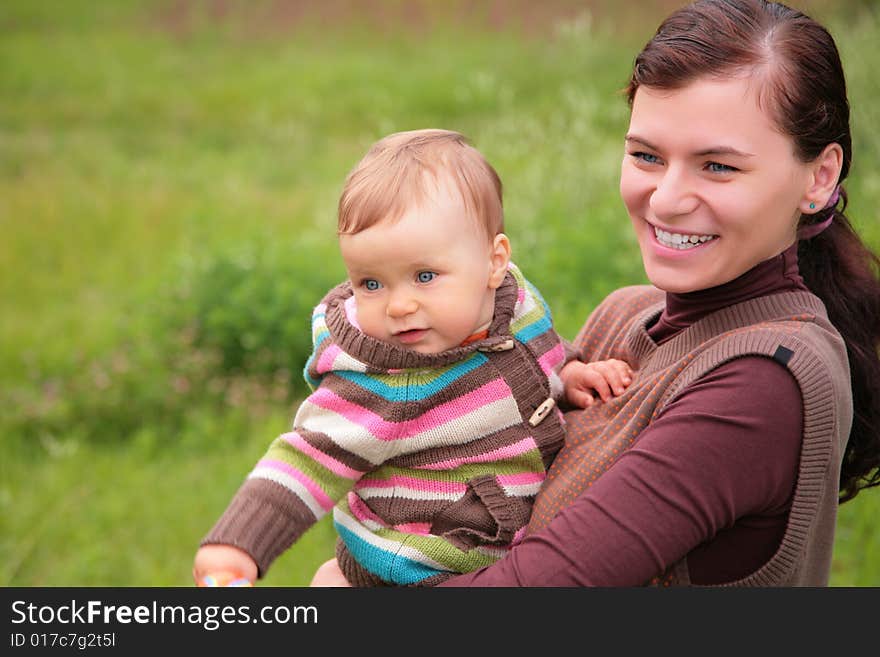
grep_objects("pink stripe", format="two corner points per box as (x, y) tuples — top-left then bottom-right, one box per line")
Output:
(393, 522), (432, 535)
(257, 458), (335, 511)
(309, 378), (512, 440)
(512, 526), (527, 545)
(316, 344), (343, 375)
(497, 472), (545, 487)
(537, 342), (565, 376)
(517, 287), (526, 304)
(355, 475), (467, 494)
(419, 437), (538, 471)
(347, 492), (385, 525)
(280, 432), (364, 480)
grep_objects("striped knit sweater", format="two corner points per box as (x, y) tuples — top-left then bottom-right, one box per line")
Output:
(202, 263), (568, 585)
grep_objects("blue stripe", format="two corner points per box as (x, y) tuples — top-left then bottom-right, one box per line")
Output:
(514, 314), (552, 344)
(335, 352), (489, 401)
(335, 522), (443, 585)
(313, 329), (330, 347)
(303, 354), (320, 389)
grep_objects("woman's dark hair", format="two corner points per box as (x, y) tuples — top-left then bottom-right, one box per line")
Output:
(626, 0), (880, 502)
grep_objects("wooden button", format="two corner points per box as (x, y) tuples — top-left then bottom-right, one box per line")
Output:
(478, 339), (515, 352)
(528, 397), (556, 426)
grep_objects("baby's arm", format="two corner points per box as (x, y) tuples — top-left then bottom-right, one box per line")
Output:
(193, 544), (258, 585)
(193, 368), (378, 585)
(561, 358), (633, 408)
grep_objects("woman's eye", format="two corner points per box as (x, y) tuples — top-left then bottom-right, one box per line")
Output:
(632, 151), (660, 165)
(707, 162), (737, 174)
(417, 271), (436, 284)
(363, 279), (382, 291)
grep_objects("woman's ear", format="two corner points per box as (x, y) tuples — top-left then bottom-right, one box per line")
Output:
(800, 143), (844, 214)
(488, 233), (512, 289)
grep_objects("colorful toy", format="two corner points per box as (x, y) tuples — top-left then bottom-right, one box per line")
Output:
(198, 571), (253, 587)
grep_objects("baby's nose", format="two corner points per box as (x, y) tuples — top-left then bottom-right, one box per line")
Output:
(386, 291), (418, 317)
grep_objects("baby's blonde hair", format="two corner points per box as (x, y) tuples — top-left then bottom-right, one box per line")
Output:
(337, 129), (504, 239)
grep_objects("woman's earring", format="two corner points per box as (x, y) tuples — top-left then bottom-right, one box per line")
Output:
(809, 202), (816, 210)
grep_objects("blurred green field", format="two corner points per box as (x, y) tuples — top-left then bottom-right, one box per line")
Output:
(2, 0), (878, 587)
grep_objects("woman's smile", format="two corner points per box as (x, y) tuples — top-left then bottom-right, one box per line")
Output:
(650, 223), (718, 251)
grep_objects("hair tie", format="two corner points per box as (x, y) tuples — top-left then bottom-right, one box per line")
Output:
(798, 214), (834, 239)
(798, 184), (841, 240)
(824, 185), (841, 210)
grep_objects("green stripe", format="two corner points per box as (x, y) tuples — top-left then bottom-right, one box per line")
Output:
(264, 437), (351, 501)
(509, 302), (547, 335)
(375, 453), (544, 483)
(361, 353), (485, 388)
(367, 525), (499, 571)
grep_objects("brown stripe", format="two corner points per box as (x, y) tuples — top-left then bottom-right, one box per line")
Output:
(522, 328), (564, 361)
(386, 424), (545, 469)
(319, 358), (503, 423)
(290, 429), (376, 472)
(354, 494), (451, 527)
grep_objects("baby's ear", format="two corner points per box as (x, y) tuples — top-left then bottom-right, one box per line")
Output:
(488, 233), (511, 289)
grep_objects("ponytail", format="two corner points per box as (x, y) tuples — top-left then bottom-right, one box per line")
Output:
(798, 191), (880, 502)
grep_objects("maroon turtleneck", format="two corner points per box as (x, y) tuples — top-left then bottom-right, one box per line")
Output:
(442, 243), (807, 586)
(648, 241), (807, 343)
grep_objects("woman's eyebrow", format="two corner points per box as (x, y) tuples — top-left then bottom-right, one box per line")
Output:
(694, 146), (755, 157)
(624, 134), (657, 149)
(626, 135), (754, 158)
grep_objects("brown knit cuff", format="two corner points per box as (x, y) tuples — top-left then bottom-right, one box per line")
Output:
(200, 479), (310, 578)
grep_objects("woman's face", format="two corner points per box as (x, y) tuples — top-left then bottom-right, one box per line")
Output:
(620, 76), (814, 293)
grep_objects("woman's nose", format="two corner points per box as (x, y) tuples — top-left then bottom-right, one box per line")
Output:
(650, 167), (699, 220)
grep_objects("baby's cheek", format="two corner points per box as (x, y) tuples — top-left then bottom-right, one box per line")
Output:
(355, 306), (386, 340)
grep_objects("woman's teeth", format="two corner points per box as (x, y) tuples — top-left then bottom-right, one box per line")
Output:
(654, 226), (717, 250)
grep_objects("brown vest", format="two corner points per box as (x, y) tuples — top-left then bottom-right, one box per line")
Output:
(529, 286), (853, 586)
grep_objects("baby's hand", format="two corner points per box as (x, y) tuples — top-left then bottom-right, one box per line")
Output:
(193, 544), (258, 587)
(561, 358), (633, 408)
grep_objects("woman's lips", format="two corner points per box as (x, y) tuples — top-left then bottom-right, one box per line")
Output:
(647, 220), (719, 257)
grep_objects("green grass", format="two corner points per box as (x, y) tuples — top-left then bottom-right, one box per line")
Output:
(0, 410), (336, 586)
(2, 0), (879, 586)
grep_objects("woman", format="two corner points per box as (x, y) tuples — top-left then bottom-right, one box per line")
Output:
(312, 0), (880, 586)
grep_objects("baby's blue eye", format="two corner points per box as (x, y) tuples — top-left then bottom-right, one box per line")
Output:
(363, 279), (382, 291)
(417, 271), (436, 283)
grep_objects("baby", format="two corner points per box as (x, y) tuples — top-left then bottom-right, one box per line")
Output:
(193, 129), (631, 586)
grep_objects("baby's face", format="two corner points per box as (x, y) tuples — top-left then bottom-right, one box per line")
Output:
(339, 184), (502, 354)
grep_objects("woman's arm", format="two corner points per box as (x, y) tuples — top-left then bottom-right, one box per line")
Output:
(440, 356), (803, 586)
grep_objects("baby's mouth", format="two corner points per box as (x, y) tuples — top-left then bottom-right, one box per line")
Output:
(394, 328), (428, 344)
